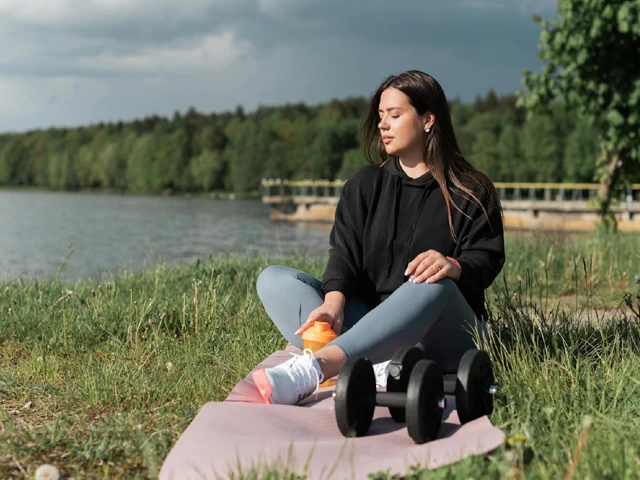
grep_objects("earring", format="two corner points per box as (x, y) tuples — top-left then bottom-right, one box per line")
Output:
(424, 127), (430, 133)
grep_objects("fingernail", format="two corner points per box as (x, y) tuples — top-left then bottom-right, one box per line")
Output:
(409, 275), (414, 282)
(404, 268), (410, 276)
(294, 329), (301, 335)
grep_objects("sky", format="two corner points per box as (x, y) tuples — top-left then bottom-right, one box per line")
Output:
(0, 0), (558, 133)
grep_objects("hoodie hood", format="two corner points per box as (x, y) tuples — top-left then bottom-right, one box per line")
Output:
(381, 157), (439, 277)
(383, 156), (438, 188)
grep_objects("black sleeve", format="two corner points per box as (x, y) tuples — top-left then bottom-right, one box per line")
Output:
(321, 176), (366, 300)
(454, 202), (505, 291)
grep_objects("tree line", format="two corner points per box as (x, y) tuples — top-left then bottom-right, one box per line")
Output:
(0, 91), (621, 196)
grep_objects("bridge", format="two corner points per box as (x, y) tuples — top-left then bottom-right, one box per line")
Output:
(261, 179), (640, 232)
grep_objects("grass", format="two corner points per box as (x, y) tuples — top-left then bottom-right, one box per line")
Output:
(0, 232), (639, 478)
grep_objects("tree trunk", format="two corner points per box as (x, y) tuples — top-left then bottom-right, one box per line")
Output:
(597, 152), (622, 232)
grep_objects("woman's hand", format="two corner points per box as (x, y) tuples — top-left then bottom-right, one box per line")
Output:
(295, 291), (345, 336)
(405, 250), (461, 284)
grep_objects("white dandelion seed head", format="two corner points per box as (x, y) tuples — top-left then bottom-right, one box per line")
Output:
(35, 464), (60, 480)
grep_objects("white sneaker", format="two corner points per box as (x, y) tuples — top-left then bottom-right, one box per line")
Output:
(252, 349), (325, 405)
(373, 360), (391, 389)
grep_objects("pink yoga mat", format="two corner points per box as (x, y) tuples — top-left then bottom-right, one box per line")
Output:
(160, 345), (505, 480)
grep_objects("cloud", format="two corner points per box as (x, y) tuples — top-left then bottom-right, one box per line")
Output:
(0, 0), (555, 76)
(0, 0), (256, 78)
(0, 0), (557, 132)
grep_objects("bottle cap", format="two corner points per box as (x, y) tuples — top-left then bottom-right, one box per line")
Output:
(301, 320), (338, 343)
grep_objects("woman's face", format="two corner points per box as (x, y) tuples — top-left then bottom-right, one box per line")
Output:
(378, 87), (432, 158)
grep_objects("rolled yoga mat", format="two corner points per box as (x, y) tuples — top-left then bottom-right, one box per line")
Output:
(160, 344), (505, 480)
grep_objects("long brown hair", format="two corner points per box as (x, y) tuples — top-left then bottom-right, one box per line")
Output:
(362, 70), (501, 242)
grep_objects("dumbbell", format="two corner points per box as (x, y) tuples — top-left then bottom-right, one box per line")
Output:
(334, 347), (445, 444)
(388, 347), (497, 426)
(334, 346), (496, 444)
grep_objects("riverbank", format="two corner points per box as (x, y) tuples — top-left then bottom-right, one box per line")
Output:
(1, 233), (639, 478)
(0, 185), (247, 200)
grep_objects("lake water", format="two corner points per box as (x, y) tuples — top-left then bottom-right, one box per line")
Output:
(0, 190), (333, 282)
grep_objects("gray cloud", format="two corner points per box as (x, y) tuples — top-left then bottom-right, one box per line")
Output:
(0, 0), (557, 132)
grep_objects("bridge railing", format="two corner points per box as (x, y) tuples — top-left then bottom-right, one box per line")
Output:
(261, 179), (347, 198)
(261, 179), (640, 205)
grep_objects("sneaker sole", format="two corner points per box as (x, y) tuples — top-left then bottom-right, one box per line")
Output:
(251, 369), (273, 404)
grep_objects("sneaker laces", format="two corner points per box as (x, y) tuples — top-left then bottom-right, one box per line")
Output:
(288, 349), (325, 399)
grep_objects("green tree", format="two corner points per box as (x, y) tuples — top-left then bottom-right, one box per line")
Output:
(496, 124), (522, 182)
(520, 0), (640, 229)
(75, 143), (97, 188)
(48, 151), (75, 190)
(126, 134), (156, 192)
(224, 120), (264, 194)
(456, 111), (503, 159)
(195, 123), (227, 155)
(336, 148), (367, 180)
(28, 132), (49, 187)
(449, 101), (475, 130)
(564, 118), (601, 182)
(154, 127), (191, 191)
(190, 149), (224, 191)
(470, 130), (500, 180)
(0, 137), (25, 185)
(520, 113), (564, 182)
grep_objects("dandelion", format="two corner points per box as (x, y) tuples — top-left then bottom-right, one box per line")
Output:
(166, 361), (174, 372)
(35, 464), (60, 480)
(582, 415), (593, 429)
(507, 433), (527, 446)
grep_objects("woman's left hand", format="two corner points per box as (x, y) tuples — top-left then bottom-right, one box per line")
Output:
(404, 250), (461, 284)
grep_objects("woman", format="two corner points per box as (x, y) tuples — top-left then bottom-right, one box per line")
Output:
(252, 70), (505, 405)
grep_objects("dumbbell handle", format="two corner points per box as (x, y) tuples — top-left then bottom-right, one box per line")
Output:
(375, 392), (407, 409)
(443, 374), (498, 396)
(443, 377), (457, 395)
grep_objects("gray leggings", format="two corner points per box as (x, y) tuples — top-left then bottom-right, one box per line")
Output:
(256, 265), (487, 373)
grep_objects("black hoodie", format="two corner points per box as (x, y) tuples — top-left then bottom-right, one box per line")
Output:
(321, 158), (505, 320)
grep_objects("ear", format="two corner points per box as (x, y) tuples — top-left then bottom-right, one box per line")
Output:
(423, 111), (435, 131)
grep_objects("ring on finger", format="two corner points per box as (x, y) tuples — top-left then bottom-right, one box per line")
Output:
(434, 262), (441, 272)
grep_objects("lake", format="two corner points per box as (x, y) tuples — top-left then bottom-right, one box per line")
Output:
(0, 190), (333, 282)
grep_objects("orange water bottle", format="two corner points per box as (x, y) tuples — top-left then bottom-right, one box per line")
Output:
(302, 321), (338, 387)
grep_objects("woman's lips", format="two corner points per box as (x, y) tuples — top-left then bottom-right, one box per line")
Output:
(382, 137), (393, 144)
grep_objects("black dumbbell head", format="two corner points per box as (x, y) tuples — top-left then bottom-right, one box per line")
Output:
(406, 359), (444, 444)
(335, 356), (376, 437)
(387, 346), (426, 423)
(456, 349), (494, 424)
